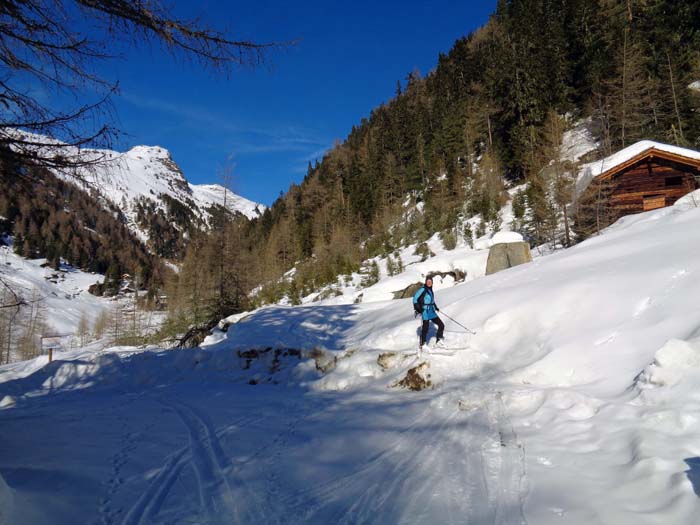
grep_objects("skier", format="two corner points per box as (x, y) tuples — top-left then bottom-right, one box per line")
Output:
(413, 276), (446, 351)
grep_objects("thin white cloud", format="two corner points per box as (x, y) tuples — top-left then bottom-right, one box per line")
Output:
(120, 92), (330, 150)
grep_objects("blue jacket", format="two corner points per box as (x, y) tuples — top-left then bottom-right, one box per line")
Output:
(413, 286), (438, 321)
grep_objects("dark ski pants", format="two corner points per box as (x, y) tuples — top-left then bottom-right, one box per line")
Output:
(420, 316), (445, 346)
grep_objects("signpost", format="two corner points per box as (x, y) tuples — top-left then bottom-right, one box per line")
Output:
(41, 334), (72, 362)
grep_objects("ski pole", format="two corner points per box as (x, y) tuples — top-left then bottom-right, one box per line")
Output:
(440, 311), (476, 335)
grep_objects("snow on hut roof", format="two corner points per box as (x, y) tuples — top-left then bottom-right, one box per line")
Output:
(576, 140), (700, 196)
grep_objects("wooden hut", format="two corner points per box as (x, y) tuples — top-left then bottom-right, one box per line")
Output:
(575, 141), (700, 234)
(583, 141), (700, 213)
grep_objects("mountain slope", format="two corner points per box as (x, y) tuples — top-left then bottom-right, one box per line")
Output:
(232, 0), (700, 301)
(70, 144), (265, 254)
(2, 191), (700, 523)
(7, 130), (265, 260)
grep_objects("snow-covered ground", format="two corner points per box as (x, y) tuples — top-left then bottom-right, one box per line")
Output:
(2, 192), (700, 524)
(0, 245), (109, 337)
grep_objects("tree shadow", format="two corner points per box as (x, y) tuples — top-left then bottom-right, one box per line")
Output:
(684, 457), (700, 496)
(225, 304), (363, 351)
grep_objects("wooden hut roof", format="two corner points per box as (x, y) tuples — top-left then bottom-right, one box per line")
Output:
(575, 141), (700, 197)
(589, 141), (700, 182)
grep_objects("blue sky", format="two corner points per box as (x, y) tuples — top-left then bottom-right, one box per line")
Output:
(101, 1), (496, 206)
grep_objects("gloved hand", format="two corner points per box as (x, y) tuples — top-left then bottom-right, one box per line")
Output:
(414, 311), (419, 319)
(435, 306), (440, 312)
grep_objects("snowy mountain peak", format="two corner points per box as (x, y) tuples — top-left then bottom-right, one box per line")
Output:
(9, 130), (266, 253)
(189, 183), (263, 220)
(127, 144), (171, 159)
(82, 143), (265, 226)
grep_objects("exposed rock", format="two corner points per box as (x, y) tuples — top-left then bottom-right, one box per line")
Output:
(309, 348), (337, 374)
(236, 347), (303, 373)
(392, 270), (466, 300)
(394, 361), (432, 391)
(237, 347), (270, 370)
(377, 352), (399, 370)
(270, 348), (302, 373)
(393, 282), (424, 300)
(428, 269), (466, 283)
(485, 242), (532, 275)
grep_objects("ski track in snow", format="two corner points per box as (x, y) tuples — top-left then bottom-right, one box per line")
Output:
(120, 405), (266, 525)
(277, 392), (528, 525)
(100, 409), (155, 525)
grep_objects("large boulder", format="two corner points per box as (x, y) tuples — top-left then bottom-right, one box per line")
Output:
(485, 233), (532, 275)
(392, 270), (467, 300)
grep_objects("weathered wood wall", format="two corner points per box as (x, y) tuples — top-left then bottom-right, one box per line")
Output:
(607, 157), (699, 214)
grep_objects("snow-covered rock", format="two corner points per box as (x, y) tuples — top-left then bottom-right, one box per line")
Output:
(490, 231), (524, 245)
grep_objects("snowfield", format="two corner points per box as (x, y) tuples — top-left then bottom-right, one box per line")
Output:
(0, 245), (110, 337)
(2, 193), (700, 524)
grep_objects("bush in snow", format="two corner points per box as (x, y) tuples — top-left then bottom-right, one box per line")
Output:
(441, 229), (457, 250)
(463, 223), (474, 249)
(413, 242), (434, 262)
(360, 261), (380, 288)
(386, 253), (404, 276)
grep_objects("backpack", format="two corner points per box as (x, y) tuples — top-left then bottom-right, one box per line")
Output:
(414, 287), (429, 313)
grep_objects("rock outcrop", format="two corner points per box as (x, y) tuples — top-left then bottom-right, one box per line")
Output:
(485, 233), (532, 275)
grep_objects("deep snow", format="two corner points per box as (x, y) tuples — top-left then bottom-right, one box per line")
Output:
(2, 193), (700, 524)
